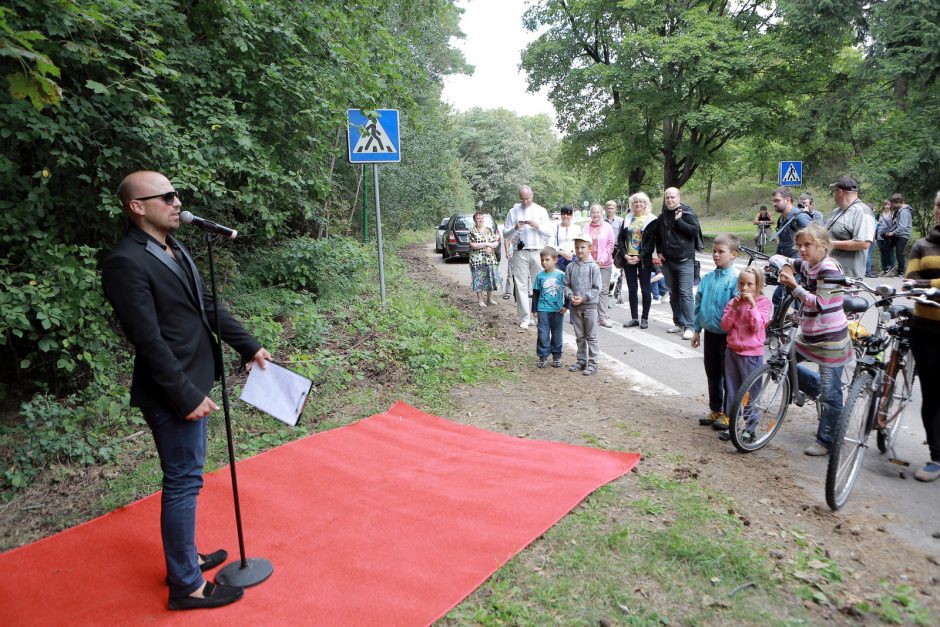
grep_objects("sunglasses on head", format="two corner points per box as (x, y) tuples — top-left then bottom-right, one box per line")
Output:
(135, 190), (181, 204)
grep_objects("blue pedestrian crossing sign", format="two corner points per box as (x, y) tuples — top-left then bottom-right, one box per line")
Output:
(347, 109), (401, 163)
(779, 160), (802, 186)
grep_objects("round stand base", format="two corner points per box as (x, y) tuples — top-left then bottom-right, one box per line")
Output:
(215, 557), (273, 588)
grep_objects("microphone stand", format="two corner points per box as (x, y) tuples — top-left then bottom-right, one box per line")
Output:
(203, 232), (273, 588)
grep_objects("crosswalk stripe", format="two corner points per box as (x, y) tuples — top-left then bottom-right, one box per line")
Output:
(603, 325), (700, 359)
(561, 336), (680, 396)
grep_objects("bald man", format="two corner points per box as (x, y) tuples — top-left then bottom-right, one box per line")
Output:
(503, 185), (551, 329)
(654, 187), (702, 340)
(102, 171), (271, 610)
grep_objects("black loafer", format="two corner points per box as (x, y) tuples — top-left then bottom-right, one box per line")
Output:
(168, 581), (244, 611)
(640, 319), (648, 329)
(199, 549), (228, 571)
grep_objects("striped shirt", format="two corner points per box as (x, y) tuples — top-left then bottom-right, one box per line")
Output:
(771, 254), (851, 367)
(905, 225), (940, 328)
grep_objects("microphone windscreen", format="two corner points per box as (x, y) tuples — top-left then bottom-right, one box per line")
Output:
(179, 211), (194, 224)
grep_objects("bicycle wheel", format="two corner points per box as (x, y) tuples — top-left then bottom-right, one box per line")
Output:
(757, 231), (766, 254)
(728, 362), (791, 452)
(767, 293), (796, 352)
(826, 372), (874, 510)
(877, 353), (915, 454)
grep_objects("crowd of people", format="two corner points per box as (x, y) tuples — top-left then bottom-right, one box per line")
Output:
(465, 181), (940, 484)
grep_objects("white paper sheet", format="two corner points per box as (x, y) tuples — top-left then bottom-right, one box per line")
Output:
(239, 361), (312, 426)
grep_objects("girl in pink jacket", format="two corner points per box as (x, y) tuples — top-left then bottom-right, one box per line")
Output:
(719, 267), (772, 442)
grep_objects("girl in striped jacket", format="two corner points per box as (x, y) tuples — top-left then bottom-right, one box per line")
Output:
(771, 223), (852, 456)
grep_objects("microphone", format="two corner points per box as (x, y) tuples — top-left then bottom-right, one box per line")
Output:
(179, 211), (237, 239)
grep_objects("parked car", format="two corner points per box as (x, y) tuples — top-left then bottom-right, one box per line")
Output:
(434, 217), (448, 254)
(442, 213), (501, 262)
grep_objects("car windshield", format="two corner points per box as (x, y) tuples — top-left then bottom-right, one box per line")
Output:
(455, 215), (494, 230)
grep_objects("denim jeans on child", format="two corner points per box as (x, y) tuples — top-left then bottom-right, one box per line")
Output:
(537, 311), (564, 358)
(796, 363), (844, 447)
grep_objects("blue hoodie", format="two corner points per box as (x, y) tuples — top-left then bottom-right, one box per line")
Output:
(693, 266), (739, 334)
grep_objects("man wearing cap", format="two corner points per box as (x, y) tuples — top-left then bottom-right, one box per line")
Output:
(503, 185), (551, 329)
(564, 231), (601, 375)
(654, 187), (702, 340)
(826, 176), (875, 278)
(883, 193), (914, 276)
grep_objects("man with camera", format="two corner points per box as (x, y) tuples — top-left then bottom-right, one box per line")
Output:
(503, 185), (551, 329)
(654, 187), (702, 340)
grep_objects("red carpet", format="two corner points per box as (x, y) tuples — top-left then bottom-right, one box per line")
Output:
(1, 401), (639, 626)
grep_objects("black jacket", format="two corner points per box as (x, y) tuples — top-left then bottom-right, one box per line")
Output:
(655, 204), (701, 260)
(102, 225), (261, 415)
(616, 215), (659, 268)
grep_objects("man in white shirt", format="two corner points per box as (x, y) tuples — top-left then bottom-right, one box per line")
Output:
(503, 185), (551, 328)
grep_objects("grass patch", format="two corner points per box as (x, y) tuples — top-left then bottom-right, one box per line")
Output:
(444, 472), (807, 625)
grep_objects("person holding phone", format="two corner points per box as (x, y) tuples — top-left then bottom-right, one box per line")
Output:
(503, 185), (551, 329)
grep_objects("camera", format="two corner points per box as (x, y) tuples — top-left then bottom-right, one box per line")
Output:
(797, 203), (805, 209)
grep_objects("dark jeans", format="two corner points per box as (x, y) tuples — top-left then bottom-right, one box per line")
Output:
(879, 237), (908, 274)
(537, 311), (564, 358)
(724, 349), (764, 431)
(623, 261), (652, 321)
(703, 331), (727, 413)
(911, 326), (940, 461)
(661, 258), (694, 329)
(142, 404), (207, 597)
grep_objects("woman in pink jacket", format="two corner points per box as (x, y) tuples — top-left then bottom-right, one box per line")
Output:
(585, 203), (616, 327)
(718, 267), (772, 442)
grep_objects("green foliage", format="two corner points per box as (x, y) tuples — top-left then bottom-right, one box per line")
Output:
(455, 108), (591, 212)
(0, 0), (468, 394)
(522, 0), (855, 190)
(1, 390), (131, 495)
(1, 242), (125, 394)
(254, 236), (369, 296)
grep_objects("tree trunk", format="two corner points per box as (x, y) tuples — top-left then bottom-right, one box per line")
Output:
(705, 175), (713, 216)
(628, 167), (645, 194)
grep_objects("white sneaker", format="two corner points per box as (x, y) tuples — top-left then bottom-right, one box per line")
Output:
(519, 320), (529, 329)
(682, 329), (694, 340)
(651, 297), (662, 305)
(666, 325), (682, 333)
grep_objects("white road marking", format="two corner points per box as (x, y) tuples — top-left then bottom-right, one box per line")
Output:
(562, 335), (680, 396)
(605, 326), (700, 359)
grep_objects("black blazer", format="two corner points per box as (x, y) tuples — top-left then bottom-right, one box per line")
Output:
(102, 226), (261, 415)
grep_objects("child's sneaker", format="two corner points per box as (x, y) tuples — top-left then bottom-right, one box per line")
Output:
(551, 357), (562, 368)
(698, 411), (721, 426)
(568, 361), (586, 372)
(582, 365), (597, 376)
(711, 413), (730, 430)
(537, 357), (547, 369)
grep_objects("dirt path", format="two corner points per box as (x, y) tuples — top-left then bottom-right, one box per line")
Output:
(403, 243), (940, 616)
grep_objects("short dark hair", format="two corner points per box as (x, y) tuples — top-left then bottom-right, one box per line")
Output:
(559, 205), (573, 215)
(540, 246), (558, 258)
(890, 193), (904, 203)
(773, 187), (793, 201)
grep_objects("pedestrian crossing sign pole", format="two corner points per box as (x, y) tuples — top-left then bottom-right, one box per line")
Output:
(347, 109), (402, 302)
(779, 160), (802, 187)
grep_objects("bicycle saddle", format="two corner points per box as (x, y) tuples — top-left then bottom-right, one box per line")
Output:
(842, 296), (869, 314)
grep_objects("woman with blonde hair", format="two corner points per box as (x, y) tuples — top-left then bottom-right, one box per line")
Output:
(617, 192), (658, 328)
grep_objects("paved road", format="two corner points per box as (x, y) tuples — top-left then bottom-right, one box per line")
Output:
(427, 242), (938, 553)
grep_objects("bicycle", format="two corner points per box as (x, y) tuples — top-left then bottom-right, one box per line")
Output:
(824, 280), (937, 510)
(724, 266), (869, 453)
(754, 223), (771, 254)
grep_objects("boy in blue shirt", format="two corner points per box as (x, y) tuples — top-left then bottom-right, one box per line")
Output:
(690, 234), (740, 431)
(531, 246), (568, 368)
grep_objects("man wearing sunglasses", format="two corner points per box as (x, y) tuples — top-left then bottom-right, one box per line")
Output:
(102, 170), (271, 611)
